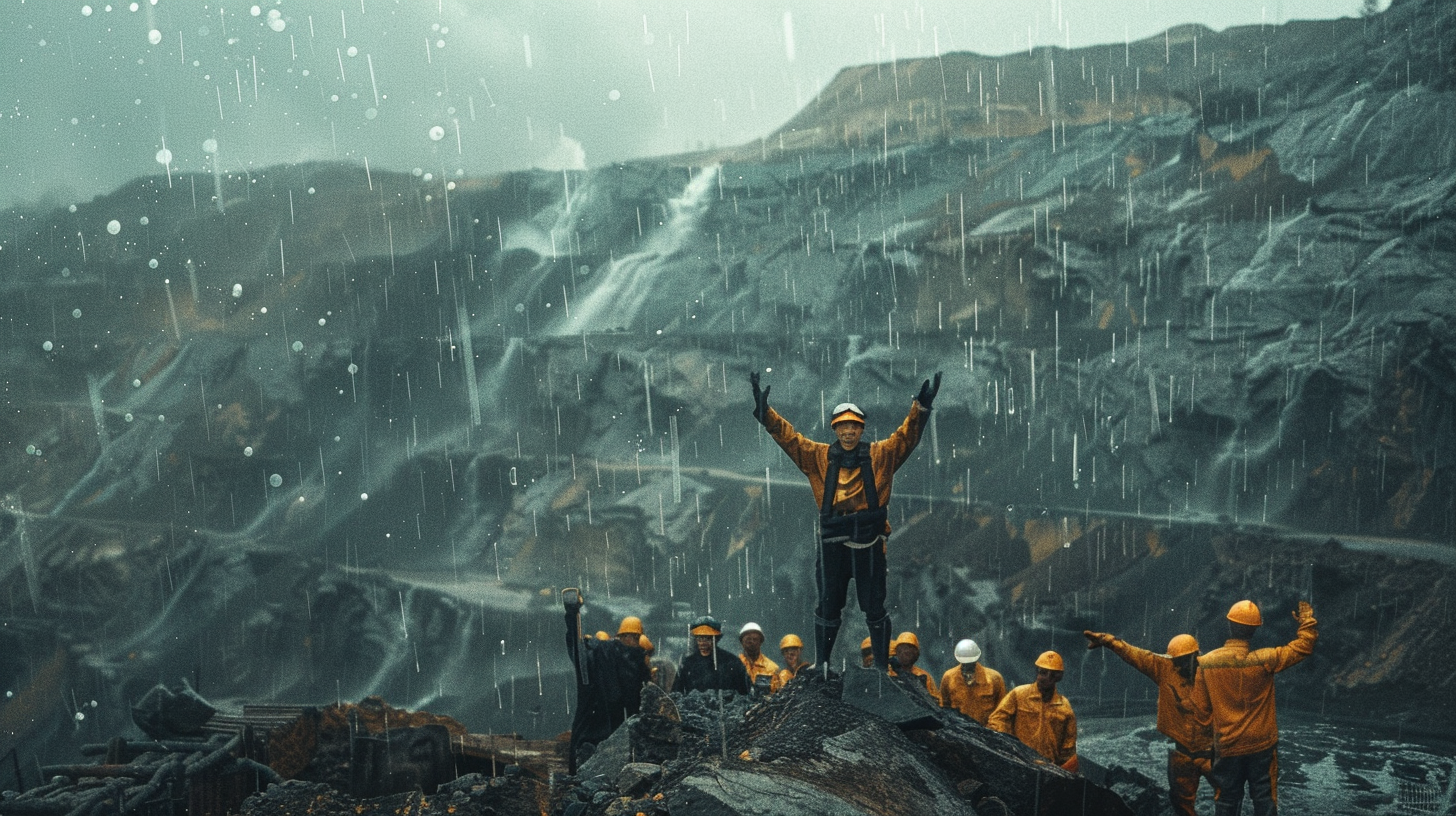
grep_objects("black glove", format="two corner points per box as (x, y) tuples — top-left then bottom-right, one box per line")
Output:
(915, 371), (942, 410)
(750, 371), (771, 424)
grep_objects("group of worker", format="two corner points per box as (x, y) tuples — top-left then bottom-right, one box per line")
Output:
(563, 371), (1318, 815)
(568, 592), (1317, 816)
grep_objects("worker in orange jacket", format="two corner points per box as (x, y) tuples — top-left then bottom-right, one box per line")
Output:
(770, 634), (815, 692)
(938, 639), (1006, 726)
(1084, 630), (1212, 816)
(1194, 600), (1317, 816)
(989, 651), (1078, 771)
(737, 622), (780, 695)
(751, 370), (938, 669)
(888, 631), (938, 700)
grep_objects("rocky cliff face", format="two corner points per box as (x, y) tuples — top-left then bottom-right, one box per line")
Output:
(0, 0), (1451, 791)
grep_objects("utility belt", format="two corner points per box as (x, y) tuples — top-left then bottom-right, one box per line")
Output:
(820, 506), (888, 549)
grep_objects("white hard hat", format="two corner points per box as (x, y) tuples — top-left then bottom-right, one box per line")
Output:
(739, 622), (764, 639)
(954, 639), (982, 664)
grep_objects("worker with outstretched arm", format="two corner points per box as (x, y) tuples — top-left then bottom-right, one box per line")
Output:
(751, 370), (939, 669)
(1084, 629), (1212, 816)
(1194, 600), (1317, 816)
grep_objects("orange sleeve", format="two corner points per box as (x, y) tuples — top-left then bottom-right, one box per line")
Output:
(874, 400), (928, 474)
(987, 688), (1017, 733)
(1259, 611), (1318, 673)
(763, 407), (828, 501)
(1107, 638), (1165, 683)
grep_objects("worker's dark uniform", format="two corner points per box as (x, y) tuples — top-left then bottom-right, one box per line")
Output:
(673, 647), (751, 695)
(564, 608), (650, 773)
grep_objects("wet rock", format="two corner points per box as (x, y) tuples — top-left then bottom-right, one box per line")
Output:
(839, 666), (943, 731)
(613, 763), (661, 798)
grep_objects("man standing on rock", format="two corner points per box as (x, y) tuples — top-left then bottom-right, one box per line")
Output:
(563, 591), (651, 774)
(1084, 630), (1211, 816)
(989, 651), (1078, 771)
(1194, 600), (1317, 816)
(751, 370), (939, 669)
(939, 638), (1006, 726)
(673, 615), (751, 695)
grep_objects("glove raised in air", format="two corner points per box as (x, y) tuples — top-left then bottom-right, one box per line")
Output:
(916, 371), (943, 410)
(749, 371), (771, 425)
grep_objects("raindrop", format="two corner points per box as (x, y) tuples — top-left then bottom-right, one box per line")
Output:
(106, 220), (121, 235)
(364, 107), (378, 120)
(72, 309), (81, 318)
(61, 268), (71, 277)
(249, 5), (260, 16)
(154, 147), (171, 164)
(243, 446), (254, 457)
(82, 6), (93, 15)
(514, 303), (525, 313)
(259, 307), (267, 314)
(291, 340), (303, 352)
(132, 379), (141, 387)
(74, 712), (85, 722)
(231, 284), (242, 298)
(124, 413), (134, 422)
(609, 89), (621, 101)
(268, 17), (285, 33)
(269, 473), (283, 488)
(360, 492), (369, 500)
(347, 363), (359, 374)
(428, 125), (445, 141)
(346, 46), (359, 57)
(139, 216), (149, 225)
(147, 29), (161, 45)
(148, 258), (159, 269)
(4, 691), (10, 698)
(202, 138), (218, 154)
(156, 415), (164, 422)
(25, 445), (35, 455)
(307, 187), (315, 194)
(68, 204), (77, 212)
(317, 318), (327, 326)
(42, 341), (53, 352)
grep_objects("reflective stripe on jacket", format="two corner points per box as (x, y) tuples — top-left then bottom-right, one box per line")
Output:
(988, 684), (1077, 765)
(1105, 638), (1212, 752)
(762, 401), (927, 536)
(1193, 613), (1317, 757)
(938, 663), (1007, 725)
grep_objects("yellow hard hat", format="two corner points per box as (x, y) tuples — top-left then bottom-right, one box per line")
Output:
(689, 615), (723, 637)
(1166, 634), (1200, 659)
(779, 634), (804, 650)
(618, 616), (644, 635)
(594, 631), (611, 641)
(860, 637), (873, 652)
(895, 632), (921, 650)
(1034, 650), (1065, 672)
(1226, 600), (1263, 627)
(639, 634), (654, 654)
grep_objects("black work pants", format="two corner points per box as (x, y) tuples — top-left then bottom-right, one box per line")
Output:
(1210, 745), (1279, 816)
(814, 539), (889, 641)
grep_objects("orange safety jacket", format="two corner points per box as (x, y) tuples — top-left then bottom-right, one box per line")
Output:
(938, 663), (1007, 726)
(740, 653), (780, 694)
(988, 684), (1077, 765)
(1193, 613), (1317, 758)
(762, 401), (927, 539)
(890, 663), (939, 701)
(769, 661), (814, 693)
(1104, 638), (1212, 753)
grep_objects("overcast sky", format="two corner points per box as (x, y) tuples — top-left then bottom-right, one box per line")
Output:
(1, 0), (1370, 212)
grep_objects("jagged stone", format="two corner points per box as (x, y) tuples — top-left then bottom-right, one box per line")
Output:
(613, 763), (661, 798)
(839, 666), (944, 731)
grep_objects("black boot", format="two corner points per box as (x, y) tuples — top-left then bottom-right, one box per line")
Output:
(867, 614), (893, 670)
(814, 615), (841, 669)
